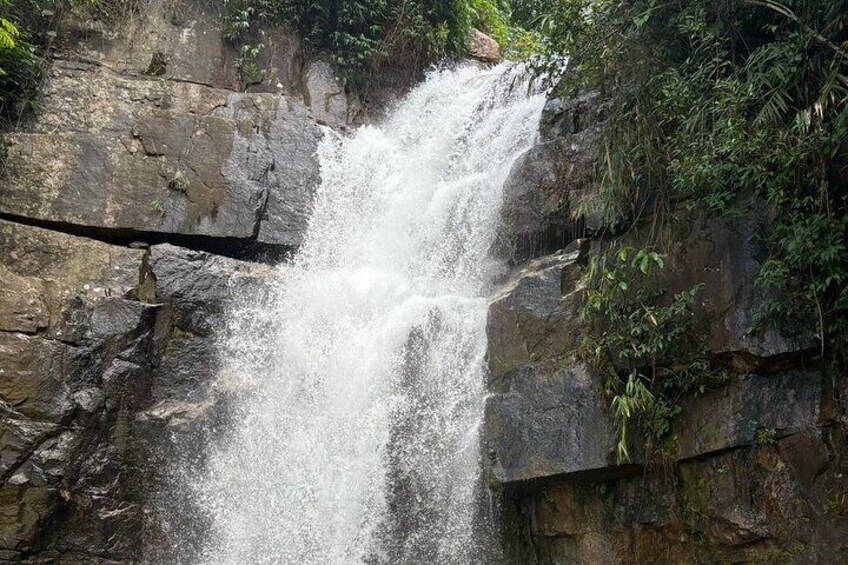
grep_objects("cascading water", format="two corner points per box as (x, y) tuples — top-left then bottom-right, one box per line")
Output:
(196, 63), (546, 564)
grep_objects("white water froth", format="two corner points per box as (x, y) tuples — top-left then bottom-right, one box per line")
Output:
(198, 63), (546, 564)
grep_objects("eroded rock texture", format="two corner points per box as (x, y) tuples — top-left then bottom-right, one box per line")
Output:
(1, 63), (322, 249)
(0, 221), (272, 563)
(0, 2), (300, 562)
(0, 0), (355, 253)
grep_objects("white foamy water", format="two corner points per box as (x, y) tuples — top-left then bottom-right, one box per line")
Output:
(197, 63), (546, 565)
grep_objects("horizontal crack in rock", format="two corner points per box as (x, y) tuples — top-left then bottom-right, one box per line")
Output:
(0, 212), (292, 264)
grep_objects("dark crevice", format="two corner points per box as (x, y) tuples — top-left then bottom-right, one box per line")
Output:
(0, 423), (66, 485)
(52, 55), (237, 93)
(500, 463), (645, 497)
(0, 213), (293, 263)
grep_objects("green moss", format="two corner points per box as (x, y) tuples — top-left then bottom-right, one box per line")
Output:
(681, 475), (711, 524)
(749, 542), (807, 565)
(824, 492), (846, 517)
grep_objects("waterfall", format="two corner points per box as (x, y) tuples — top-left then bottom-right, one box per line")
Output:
(196, 63), (546, 565)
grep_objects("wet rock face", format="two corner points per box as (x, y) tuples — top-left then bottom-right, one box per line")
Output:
(496, 94), (606, 263)
(483, 234), (825, 485)
(486, 363), (612, 483)
(0, 3), (331, 561)
(0, 221), (273, 562)
(504, 432), (848, 565)
(659, 208), (815, 363)
(484, 91), (846, 563)
(0, 220), (152, 561)
(486, 247), (846, 564)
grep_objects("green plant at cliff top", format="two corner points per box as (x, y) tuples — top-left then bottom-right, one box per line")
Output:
(578, 244), (725, 462)
(536, 0), (848, 363)
(220, 0), (525, 90)
(221, 0), (502, 90)
(0, 0), (42, 123)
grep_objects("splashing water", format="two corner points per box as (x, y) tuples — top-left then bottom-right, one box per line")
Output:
(197, 63), (546, 565)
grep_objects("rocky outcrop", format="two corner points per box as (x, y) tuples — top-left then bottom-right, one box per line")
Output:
(504, 430), (848, 564)
(467, 29), (502, 63)
(492, 336), (846, 562)
(0, 4), (292, 560)
(0, 1), (372, 254)
(1, 65), (321, 247)
(486, 94), (848, 564)
(496, 93), (607, 262)
(0, 219), (151, 561)
(0, 220), (273, 562)
(486, 362), (613, 483)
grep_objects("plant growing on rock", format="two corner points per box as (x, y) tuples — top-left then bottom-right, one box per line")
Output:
(166, 168), (190, 192)
(578, 244), (724, 462)
(220, 0), (512, 91)
(0, 0), (42, 124)
(535, 0), (848, 364)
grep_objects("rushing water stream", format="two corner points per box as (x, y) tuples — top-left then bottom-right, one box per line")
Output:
(195, 63), (546, 564)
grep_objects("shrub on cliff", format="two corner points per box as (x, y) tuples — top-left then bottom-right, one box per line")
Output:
(221, 0), (511, 89)
(538, 0), (848, 363)
(0, 0), (42, 124)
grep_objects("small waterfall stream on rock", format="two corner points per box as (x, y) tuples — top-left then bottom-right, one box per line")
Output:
(196, 63), (546, 564)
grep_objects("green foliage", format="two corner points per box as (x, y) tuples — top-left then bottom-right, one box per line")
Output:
(824, 492), (847, 516)
(756, 427), (778, 446)
(220, 0), (502, 89)
(608, 372), (656, 462)
(580, 245), (701, 374)
(467, 0), (509, 45)
(0, 0), (43, 123)
(538, 0), (848, 362)
(578, 244), (725, 462)
(0, 16), (20, 52)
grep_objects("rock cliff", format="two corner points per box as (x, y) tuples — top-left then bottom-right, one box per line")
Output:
(0, 3), (314, 561)
(488, 91), (848, 564)
(0, 2), (845, 563)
